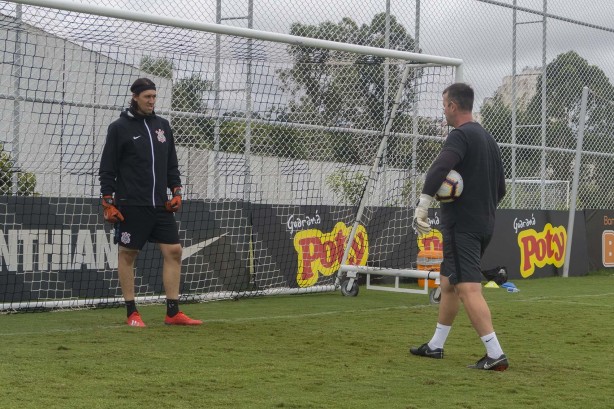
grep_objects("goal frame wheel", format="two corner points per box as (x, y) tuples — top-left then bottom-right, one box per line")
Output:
(340, 277), (359, 297)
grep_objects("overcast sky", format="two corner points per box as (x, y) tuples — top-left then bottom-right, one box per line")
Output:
(8, 0), (614, 109)
(82, 0), (614, 108)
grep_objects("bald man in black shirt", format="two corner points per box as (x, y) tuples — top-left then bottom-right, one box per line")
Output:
(410, 83), (508, 371)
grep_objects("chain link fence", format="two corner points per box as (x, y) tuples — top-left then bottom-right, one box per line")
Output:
(1, 0), (613, 211)
(0, 0), (612, 309)
(78, 0), (614, 210)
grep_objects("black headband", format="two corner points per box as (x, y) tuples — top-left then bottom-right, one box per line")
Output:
(130, 80), (156, 95)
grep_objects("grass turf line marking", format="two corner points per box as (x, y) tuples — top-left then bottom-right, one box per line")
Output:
(512, 292), (614, 303)
(3, 291), (613, 337)
(0, 304), (431, 337)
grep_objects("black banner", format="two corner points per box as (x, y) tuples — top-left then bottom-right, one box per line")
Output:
(0, 197), (250, 304)
(0, 197), (592, 306)
(251, 205), (419, 288)
(482, 209), (588, 279)
(584, 209), (614, 271)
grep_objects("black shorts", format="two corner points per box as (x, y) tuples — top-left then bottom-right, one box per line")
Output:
(440, 229), (492, 284)
(115, 206), (180, 250)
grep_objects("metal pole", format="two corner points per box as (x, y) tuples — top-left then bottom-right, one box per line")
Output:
(10, 0), (464, 67)
(454, 64), (464, 82)
(563, 86), (588, 278)
(338, 64), (412, 290)
(382, 0), (391, 203)
(92, 53), (99, 198)
(384, 0), (390, 116)
(476, 0), (614, 34)
(244, 0), (253, 203)
(11, 5), (23, 195)
(411, 0), (420, 204)
(511, 0), (517, 208)
(540, 0), (548, 208)
(60, 41), (66, 196)
(213, 0), (222, 199)
(245, 0), (255, 279)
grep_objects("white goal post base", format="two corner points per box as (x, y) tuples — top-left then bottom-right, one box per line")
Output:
(338, 264), (440, 296)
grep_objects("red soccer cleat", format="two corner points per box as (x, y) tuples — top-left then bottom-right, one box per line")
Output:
(126, 311), (146, 327)
(164, 311), (203, 326)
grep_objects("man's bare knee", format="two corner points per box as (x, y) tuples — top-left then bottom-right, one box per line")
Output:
(160, 243), (182, 261)
(118, 247), (139, 263)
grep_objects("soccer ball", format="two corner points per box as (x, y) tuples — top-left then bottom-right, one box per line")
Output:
(435, 170), (463, 202)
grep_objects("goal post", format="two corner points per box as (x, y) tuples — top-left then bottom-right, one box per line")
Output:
(336, 61), (462, 298)
(8, 0), (465, 72)
(0, 0), (462, 310)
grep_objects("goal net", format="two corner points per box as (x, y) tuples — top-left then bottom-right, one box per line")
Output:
(0, 1), (461, 310)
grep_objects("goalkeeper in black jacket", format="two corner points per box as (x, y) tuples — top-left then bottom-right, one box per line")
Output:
(99, 78), (202, 327)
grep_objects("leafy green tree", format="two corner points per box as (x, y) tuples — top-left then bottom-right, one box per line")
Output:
(527, 52), (613, 124)
(482, 51), (614, 208)
(171, 74), (214, 147)
(0, 144), (37, 196)
(278, 14), (420, 137)
(139, 57), (213, 147)
(523, 51), (612, 151)
(140, 56), (173, 79)
(326, 169), (367, 206)
(524, 51), (614, 207)
(480, 94), (513, 144)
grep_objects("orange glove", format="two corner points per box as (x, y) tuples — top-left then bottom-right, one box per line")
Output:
(102, 195), (124, 223)
(165, 187), (182, 212)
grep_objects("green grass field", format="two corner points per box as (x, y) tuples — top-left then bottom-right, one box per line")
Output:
(1, 272), (613, 409)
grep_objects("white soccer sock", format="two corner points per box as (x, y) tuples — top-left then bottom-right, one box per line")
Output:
(427, 323), (452, 350)
(481, 332), (504, 358)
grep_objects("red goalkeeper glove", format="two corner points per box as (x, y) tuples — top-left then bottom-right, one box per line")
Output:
(102, 195), (124, 223)
(165, 187), (182, 212)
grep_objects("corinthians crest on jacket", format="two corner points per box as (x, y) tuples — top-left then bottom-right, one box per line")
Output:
(156, 129), (166, 143)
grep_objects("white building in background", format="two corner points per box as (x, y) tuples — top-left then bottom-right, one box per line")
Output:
(482, 66), (541, 111)
(0, 13), (171, 198)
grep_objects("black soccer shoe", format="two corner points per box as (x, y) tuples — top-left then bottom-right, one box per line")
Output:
(482, 266), (508, 285)
(467, 354), (509, 371)
(494, 267), (508, 286)
(409, 343), (444, 359)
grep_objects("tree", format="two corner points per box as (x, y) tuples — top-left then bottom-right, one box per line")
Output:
(481, 51), (614, 208)
(326, 168), (367, 206)
(524, 51), (614, 207)
(275, 14), (423, 166)
(527, 52), (613, 124)
(480, 94), (513, 144)
(0, 144), (37, 196)
(171, 74), (214, 147)
(139, 57), (213, 147)
(140, 56), (173, 79)
(278, 14), (420, 134)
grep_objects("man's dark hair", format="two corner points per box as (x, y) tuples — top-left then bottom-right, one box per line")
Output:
(129, 78), (156, 111)
(443, 82), (474, 112)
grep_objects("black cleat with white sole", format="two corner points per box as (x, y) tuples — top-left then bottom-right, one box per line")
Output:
(409, 343), (444, 359)
(467, 354), (509, 371)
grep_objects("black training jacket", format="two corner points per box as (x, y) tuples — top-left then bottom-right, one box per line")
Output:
(99, 108), (181, 207)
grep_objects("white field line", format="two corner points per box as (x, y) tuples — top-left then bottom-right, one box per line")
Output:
(205, 304), (432, 323)
(510, 292), (614, 303)
(1, 291), (612, 337)
(510, 297), (614, 307)
(0, 304), (431, 337)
